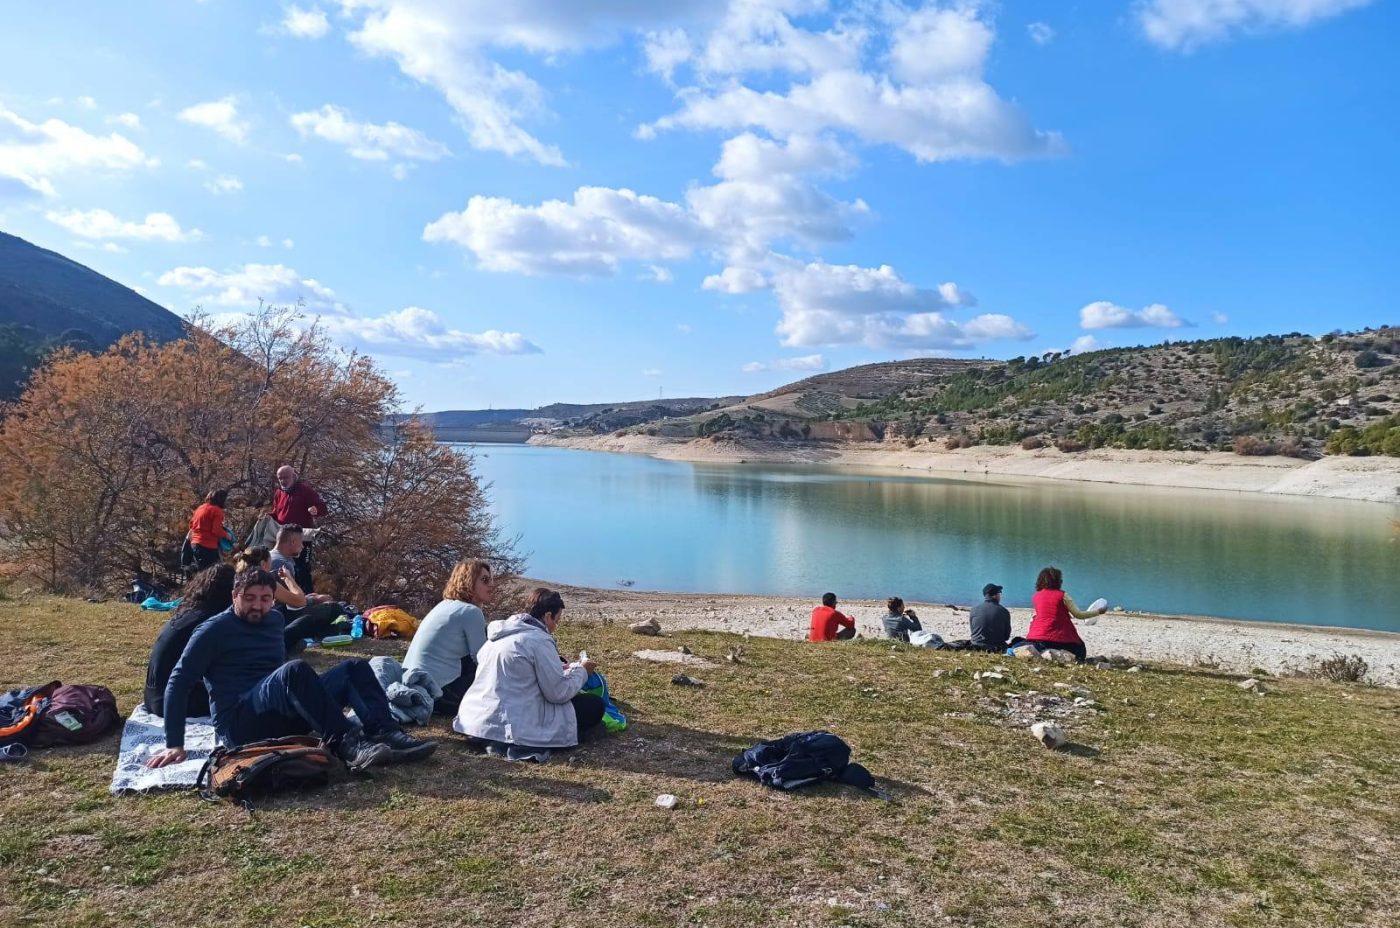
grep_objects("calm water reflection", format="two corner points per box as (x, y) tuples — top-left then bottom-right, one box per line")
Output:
(466, 444), (1399, 632)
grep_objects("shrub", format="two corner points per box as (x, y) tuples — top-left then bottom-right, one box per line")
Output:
(1233, 436), (1276, 456)
(1317, 653), (1369, 684)
(1276, 438), (1309, 459)
(1056, 438), (1087, 453)
(945, 433), (975, 450)
(1355, 350), (1383, 369)
(0, 306), (520, 609)
(1020, 435), (1045, 450)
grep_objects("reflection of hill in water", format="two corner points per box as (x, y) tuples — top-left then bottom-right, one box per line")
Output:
(472, 445), (1396, 631)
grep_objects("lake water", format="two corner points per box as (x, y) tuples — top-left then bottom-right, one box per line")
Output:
(466, 443), (1399, 633)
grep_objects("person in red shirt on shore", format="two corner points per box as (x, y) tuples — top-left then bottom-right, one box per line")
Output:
(809, 592), (856, 642)
(273, 465), (326, 591)
(1025, 566), (1106, 662)
(188, 490), (230, 571)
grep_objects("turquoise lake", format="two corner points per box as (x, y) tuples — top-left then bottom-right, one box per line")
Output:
(466, 443), (1399, 633)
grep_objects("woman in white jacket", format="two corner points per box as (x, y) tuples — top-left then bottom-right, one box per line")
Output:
(454, 588), (604, 751)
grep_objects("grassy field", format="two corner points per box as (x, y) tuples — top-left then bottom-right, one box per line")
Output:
(2, 594), (1397, 928)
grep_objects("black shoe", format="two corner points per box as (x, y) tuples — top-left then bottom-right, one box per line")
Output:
(372, 727), (438, 763)
(332, 730), (393, 771)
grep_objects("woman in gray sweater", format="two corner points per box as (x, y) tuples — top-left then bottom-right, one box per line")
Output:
(402, 559), (493, 715)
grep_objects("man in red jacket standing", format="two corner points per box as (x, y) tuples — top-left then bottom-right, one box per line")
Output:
(809, 592), (856, 642)
(273, 465), (325, 591)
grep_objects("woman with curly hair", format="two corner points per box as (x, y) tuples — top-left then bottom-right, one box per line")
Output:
(142, 563), (235, 717)
(1024, 566), (1106, 662)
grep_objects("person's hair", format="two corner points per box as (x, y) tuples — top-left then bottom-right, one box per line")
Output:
(821, 592), (837, 608)
(443, 559), (493, 604)
(235, 546), (270, 573)
(182, 563), (235, 611)
(276, 523), (304, 544)
(1035, 567), (1064, 591)
(886, 596), (904, 614)
(233, 566), (279, 595)
(526, 587), (565, 620)
(204, 489), (229, 508)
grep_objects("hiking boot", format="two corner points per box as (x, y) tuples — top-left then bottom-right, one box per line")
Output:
(332, 730), (392, 772)
(371, 727), (438, 763)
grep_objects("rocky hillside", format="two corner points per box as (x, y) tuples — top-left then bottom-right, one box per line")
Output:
(596, 330), (1400, 458)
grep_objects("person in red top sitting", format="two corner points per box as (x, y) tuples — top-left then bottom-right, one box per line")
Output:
(188, 489), (229, 571)
(1025, 566), (1106, 662)
(273, 465), (326, 592)
(809, 592), (857, 642)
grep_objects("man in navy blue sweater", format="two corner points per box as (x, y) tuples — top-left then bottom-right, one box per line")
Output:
(146, 567), (435, 771)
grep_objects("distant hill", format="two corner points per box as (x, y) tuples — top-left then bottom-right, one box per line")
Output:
(0, 231), (188, 399)
(412, 395), (744, 434)
(574, 332), (1400, 457)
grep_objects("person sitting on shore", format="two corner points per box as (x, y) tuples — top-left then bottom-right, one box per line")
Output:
(882, 597), (922, 642)
(969, 583), (1012, 652)
(145, 567), (436, 771)
(142, 564), (235, 719)
(1023, 567), (1106, 662)
(403, 559), (493, 716)
(809, 592), (857, 642)
(454, 588), (603, 759)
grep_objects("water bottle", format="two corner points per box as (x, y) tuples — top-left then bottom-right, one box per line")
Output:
(351, 615), (365, 640)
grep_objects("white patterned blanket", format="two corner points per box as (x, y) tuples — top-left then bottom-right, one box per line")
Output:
(110, 705), (217, 794)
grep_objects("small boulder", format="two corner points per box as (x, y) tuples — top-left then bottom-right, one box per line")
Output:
(655, 794), (679, 810)
(1030, 722), (1066, 749)
(672, 673), (706, 688)
(629, 618), (662, 636)
(1237, 678), (1266, 694)
(1041, 649), (1077, 665)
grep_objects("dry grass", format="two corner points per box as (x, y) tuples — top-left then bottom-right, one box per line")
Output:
(2, 595), (1398, 927)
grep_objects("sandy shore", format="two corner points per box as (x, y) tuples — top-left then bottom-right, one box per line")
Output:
(548, 582), (1400, 687)
(530, 433), (1400, 504)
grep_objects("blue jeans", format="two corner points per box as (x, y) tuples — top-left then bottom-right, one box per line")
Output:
(227, 659), (396, 745)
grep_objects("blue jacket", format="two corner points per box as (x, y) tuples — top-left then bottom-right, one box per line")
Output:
(163, 606), (287, 747)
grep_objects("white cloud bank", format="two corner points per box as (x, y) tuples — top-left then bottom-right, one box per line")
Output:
(290, 104), (450, 162)
(159, 263), (346, 315)
(178, 96), (249, 144)
(1079, 300), (1189, 329)
(46, 208), (202, 242)
(0, 103), (156, 197)
(1137, 0), (1375, 51)
(276, 4), (331, 39)
(742, 354), (827, 373)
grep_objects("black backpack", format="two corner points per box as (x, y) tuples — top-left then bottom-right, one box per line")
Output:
(732, 730), (876, 793)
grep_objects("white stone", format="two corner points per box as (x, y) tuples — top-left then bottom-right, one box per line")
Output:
(1030, 722), (1066, 749)
(655, 794), (679, 810)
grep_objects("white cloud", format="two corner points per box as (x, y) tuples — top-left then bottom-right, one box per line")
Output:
(158, 263), (346, 315)
(1079, 300), (1190, 329)
(283, 152), (304, 164)
(0, 103), (156, 197)
(676, 323), (693, 335)
(1137, 0), (1374, 51)
(1211, 311), (1229, 325)
(319, 306), (542, 361)
(641, 367), (663, 376)
(276, 4), (331, 39)
(283, 238), (296, 249)
(423, 186), (705, 275)
(205, 174), (243, 195)
(186, 158), (209, 170)
(1027, 22), (1055, 45)
(45, 208), (202, 243)
(107, 112), (142, 129)
(642, 4), (1063, 165)
(256, 235), (274, 247)
(75, 96), (97, 111)
(769, 260), (1029, 350)
(178, 96), (249, 144)
(703, 265), (769, 294)
(289, 104), (450, 161)
(742, 354), (827, 373)
(644, 265), (673, 283)
(1070, 334), (1102, 354)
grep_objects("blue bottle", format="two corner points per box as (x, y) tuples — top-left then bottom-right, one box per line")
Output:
(351, 615), (365, 640)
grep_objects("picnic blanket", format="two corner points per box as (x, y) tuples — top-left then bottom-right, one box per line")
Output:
(110, 704), (217, 794)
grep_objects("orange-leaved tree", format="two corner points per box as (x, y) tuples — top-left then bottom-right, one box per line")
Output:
(0, 305), (519, 608)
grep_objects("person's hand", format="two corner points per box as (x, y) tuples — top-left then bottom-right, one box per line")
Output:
(146, 747), (186, 769)
(307, 506), (319, 517)
(580, 660), (598, 675)
(309, 593), (332, 604)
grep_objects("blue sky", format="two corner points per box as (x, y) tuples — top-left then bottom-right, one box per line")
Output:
(1, 1), (1396, 411)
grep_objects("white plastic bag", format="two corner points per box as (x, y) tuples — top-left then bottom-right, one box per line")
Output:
(909, 629), (944, 648)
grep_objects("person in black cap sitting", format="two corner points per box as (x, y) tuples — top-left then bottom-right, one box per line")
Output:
(968, 583), (1011, 652)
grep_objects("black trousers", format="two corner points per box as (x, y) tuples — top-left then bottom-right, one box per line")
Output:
(432, 656), (478, 716)
(192, 545), (220, 571)
(835, 626), (856, 640)
(573, 693), (606, 735)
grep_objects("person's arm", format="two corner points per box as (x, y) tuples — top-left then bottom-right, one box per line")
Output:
(901, 613), (922, 633)
(307, 485), (326, 521)
(1063, 595), (1104, 621)
(836, 610), (855, 629)
(532, 638), (589, 704)
(275, 570), (308, 609)
(160, 621), (218, 750)
(994, 606), (1012, 644)
(462, 606), (488, 661)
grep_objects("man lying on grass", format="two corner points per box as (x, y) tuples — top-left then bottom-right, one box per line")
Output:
(146, 567), (436, 772)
